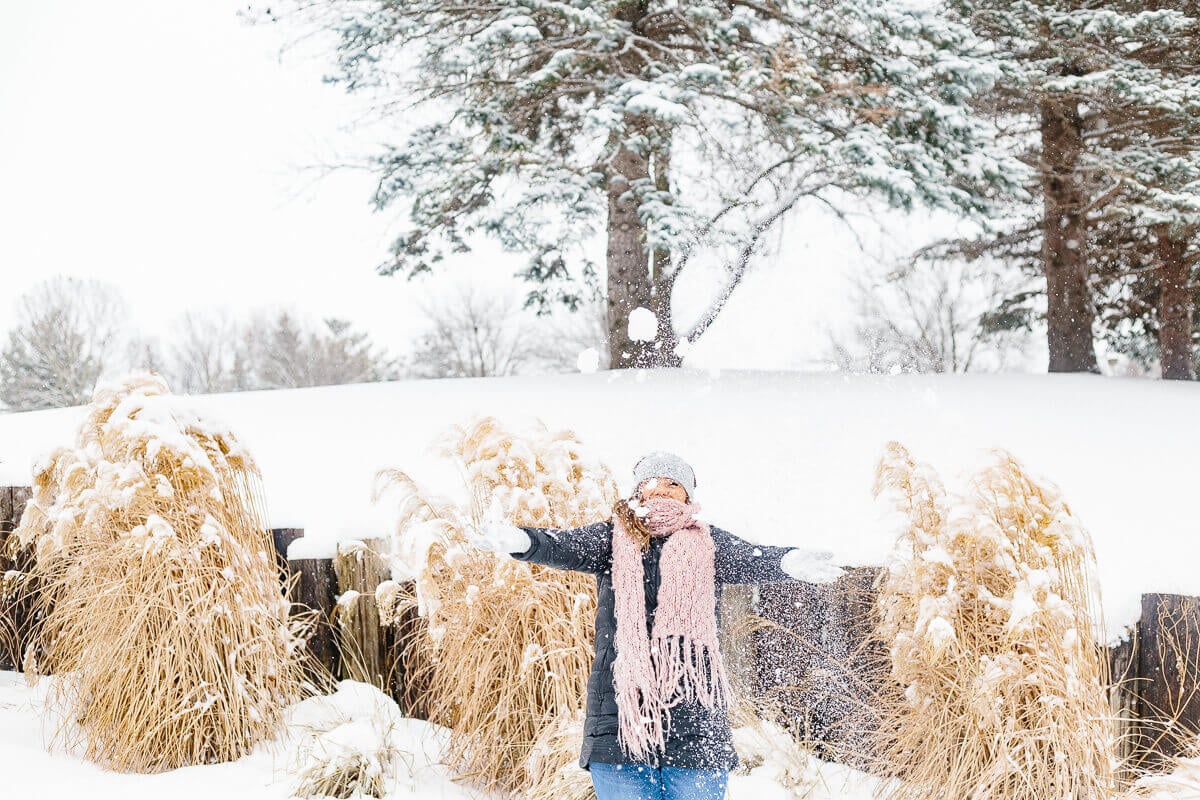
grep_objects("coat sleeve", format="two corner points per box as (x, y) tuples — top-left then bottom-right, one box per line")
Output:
(711, 527), (796, 585)
(510, 521), (613, 575)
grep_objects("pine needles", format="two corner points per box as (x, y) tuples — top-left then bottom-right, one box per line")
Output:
(9, 372), (311, 772)
(373, 416), (616, 795)
(872, 442), (1116, 800)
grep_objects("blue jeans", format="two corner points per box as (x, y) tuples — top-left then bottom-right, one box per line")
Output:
(589, 762), (728, 800)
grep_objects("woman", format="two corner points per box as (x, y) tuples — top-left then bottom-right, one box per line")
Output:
(469, 451), (843, 800)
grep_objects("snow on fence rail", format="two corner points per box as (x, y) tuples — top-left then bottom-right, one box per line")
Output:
(3, 484), (1199, 772)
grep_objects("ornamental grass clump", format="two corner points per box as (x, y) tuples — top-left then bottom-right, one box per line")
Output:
(872, 442), (1115, 800)
(374, 416), (617, 795)
(289, 681), (408, 800)
(524, 710), (595, 800)
(10, 372), (311, 772)
(1125, 737), (1200, 799)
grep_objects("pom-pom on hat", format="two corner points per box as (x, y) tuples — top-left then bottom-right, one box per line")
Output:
(633, 451), (696, 500)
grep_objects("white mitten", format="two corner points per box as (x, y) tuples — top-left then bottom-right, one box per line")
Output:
(467, 521), (531, 555)
(780, 549), (844, 584)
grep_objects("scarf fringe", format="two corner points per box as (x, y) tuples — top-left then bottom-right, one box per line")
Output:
(614, 663), (672, 761)
(651, 635), (731, 709)
(617, 636), (730, 761)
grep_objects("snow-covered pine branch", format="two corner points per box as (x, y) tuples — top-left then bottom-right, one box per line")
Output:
(263, 0), (1022, 367)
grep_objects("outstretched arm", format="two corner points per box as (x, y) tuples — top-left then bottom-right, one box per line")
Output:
(712, 527), (843, 585)
(480, 521), (613, 575)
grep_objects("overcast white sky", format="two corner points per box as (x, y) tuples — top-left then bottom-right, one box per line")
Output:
(0, 1), (966, 372)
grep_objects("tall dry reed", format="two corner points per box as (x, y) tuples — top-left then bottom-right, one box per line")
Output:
(374, 416), (616, 795)
(10, 372), (311, 772)
(524, 710), (596, 800)
(872, 442), (1115, 800)
(0, 535), (35, 669)
(1123, 736), (1200, 799)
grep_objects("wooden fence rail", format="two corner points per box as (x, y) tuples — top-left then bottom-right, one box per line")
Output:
(3, 485), (1200, 774)
(730, 574), (1200, 774)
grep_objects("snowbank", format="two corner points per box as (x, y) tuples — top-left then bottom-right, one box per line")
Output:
(1, 369), (1196, 634)
(0, 671), (467, 799)
(0, 669), (884, 799)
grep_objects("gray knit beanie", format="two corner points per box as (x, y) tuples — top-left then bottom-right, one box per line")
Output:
(632, 451), (696, 501)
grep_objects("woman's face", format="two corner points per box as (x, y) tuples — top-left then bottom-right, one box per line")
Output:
(638, 477), (689, 504)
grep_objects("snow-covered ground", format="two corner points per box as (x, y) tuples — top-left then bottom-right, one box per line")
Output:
(1, 369), (1198, 796)
(0, 672), (469, 799)
(2, 369), (1194, 636)
(0, 670), (882, 799)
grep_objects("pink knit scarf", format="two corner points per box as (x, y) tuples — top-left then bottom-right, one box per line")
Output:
(611, 497), (731, 761)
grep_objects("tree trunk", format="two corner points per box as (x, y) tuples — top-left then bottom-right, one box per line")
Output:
(604, 1), (679, 370)
(1155, 224), (1195, 380)
(606, 136), (653, 369)
(1039, 96), (1099, 373)
(649, 146), (681, 367)
(649, 247), (680, 366)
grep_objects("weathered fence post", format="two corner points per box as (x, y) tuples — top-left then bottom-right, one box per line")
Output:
(1130, 593), (1200, 772)
(719, 584), (758, 705)
(270, 527), (303, 577)
(1109, 628), (1140, 778)
(1107, 593), (1200, 776)
(751, 567), (884, 768)
(0, 485), (31, 541)
(390, 581), (432, 719)
(333, 539), (391, 690)
(0, 486), (33, 672)
(287, 547), (340, 684)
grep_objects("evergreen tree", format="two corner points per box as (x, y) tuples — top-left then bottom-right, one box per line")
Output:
(1088, 2), (1200, 379)
(939, 0), (1200, 374)
(241, 311), (402, 389)
(263, 0), (1020, 368)
(0, 277), (128, 412)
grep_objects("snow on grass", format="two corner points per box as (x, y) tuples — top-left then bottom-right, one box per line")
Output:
(731, 718), (888, 800)
(286, 682), (409, 799)
(0, 667), (886, 799)
(0, 671), (468, 799)
(1133, 744), (1200, 799)
(1, 369), (1198, 636)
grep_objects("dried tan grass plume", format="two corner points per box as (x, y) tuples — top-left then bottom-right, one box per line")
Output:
(374, 416), (616, 795)
(11, 371), (311, 772)
(872, 442), (1115, 800)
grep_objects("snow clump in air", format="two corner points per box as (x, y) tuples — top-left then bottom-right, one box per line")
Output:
(628, 307), (657, 342)
(577, 347), (601, 374)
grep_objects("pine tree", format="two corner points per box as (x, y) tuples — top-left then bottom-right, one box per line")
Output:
(939, 0), (1200, 374)
(1088, 2), (1200, 379)
(238, 311), (401, 389)
(264, 0), (1020, 368)
(0, 277), (128, 411)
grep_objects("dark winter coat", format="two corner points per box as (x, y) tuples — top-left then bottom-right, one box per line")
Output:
(513, 520), (797, 771)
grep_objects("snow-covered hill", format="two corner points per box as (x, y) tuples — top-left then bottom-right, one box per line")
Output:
(1, 369), (1195, 635)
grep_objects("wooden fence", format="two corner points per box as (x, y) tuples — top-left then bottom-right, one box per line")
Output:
(1110, 593), (1200, 773)
(0, 485), (33, 671)
(737, 568), (886, 769)
(3, 484), (1200, 772)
